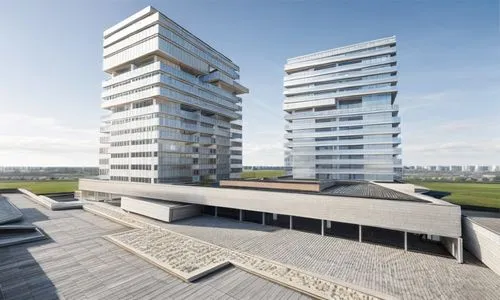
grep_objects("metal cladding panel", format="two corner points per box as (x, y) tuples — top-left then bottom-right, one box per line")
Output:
(79, 179), (461, 237)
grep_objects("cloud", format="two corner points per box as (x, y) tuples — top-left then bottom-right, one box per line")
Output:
(0, 113), (98, 166)
(398, 92), (451, 113)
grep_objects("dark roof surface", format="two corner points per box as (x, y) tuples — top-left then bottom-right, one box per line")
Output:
(320, 182), (426, 202)
(217, 180), (428, 203)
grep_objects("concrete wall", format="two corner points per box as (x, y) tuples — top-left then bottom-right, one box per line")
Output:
(121, 196), (200, 223)
(463, 217), (500, 275)
(170, 204), (202, 221)
(441, 236), (463, 263)
(79, 179), (461, 237)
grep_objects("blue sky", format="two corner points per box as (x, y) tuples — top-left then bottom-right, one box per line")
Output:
(0, 0), (498, 166)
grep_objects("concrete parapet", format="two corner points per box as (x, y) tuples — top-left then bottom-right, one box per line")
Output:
(19, 189), (84, 210)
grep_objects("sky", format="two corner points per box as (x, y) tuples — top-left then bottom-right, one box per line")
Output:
(0, 0), (499, 167)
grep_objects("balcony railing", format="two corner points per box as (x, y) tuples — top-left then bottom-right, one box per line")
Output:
(285, 47), (396, 72)
(284, 66), (397, 87)
(285, 137), (401, 148)
(285, 127), (400, 139)
(289, 117), (401, 130)
(284, 76), (397, 96)
(285, 105), (399, 120)
(283, 86), (397, 107)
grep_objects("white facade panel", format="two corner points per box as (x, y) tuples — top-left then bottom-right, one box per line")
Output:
(99, 6), (248, 184)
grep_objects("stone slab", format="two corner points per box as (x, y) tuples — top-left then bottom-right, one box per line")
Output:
(95, 204), (390, 300)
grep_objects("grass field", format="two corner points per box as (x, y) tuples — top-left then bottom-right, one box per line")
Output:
(410, 181), (500, 209)
(241, 170), (286, 179)
(0, 180), (78, 194)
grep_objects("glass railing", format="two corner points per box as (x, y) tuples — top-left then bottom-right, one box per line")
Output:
(284, 66), (397, 87)
(289, 117), (400, 130)
(285, 127), (400, 139)
(284, 76), (397, 96)
(286, 137), (401, 147)
(159, 87), (238, 119)
(285, 105), (399, 120)
(286, 47), (396, 71)
(284, 57), (397, 82)
(286, 38), (395, 64)
(292, 148), (402, 155)
(284, 86), (396, 105)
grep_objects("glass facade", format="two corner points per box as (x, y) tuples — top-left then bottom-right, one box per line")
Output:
(284, 37), (402, 182)
(98, 7), (248, 183)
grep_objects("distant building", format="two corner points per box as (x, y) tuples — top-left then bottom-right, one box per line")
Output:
(464, 165), (476, 172)
(283, 37), (401, 182)
(428, 166), (437, 171)
(450, 165), (462, 172)
(477, 166), (491, 172)
(437, 166), (450, 172)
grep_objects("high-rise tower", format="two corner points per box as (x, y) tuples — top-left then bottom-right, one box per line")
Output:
(284, 37), (401, 181)
(98, 6), (248, 184)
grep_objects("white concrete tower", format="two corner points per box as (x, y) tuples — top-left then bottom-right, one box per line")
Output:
(98, 6), (248, 183)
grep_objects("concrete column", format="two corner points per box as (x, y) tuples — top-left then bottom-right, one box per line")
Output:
(359, 225), (362, 242)
(289, 216), (293, 230)
(321, 220), (325, 236)
(239, 210), (243, 222)
(457, 237), (463, 263)
(214, 207), (218, 217)
(404, 231), (408, 251)
(262, 212), (265, 225)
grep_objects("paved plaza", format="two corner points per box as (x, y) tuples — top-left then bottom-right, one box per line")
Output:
(140, 210), (500, 300)
(2, 193), (500, 299)
(0, 194), (309, 300)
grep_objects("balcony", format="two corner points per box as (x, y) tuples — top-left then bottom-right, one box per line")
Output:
(285, 105), (399, 120)
(293, 147), (402, 155)
(283, 86), (397, 109)
(286, 137), (401, 148)
(289, 117), (401, 130)
(200, 71), (249, 95)
(286, 37), (396, 65)
(285, 47), (396, 72)
(284, 65), (397, 88)
(100, 125), (111, 133)
(314, 158), (402, 165)
(284, 76), (397, 96)
(285, 127), (400, 139)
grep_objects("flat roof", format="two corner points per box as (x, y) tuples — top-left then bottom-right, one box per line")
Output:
(0, 194), (308, 299)
(463, 210), (500, 234)
(219, 179), (427, 202)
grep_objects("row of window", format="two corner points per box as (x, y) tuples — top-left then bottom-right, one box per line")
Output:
(99, 159), (109, 165)
(103, 85), (157, 101)
(110, 176), (128, 181)
(131, 151), (157, 157)
(131, 177), (152, 183)
(110, 164), (129, 170)
(112, 139), (158, 147)
(111, 113), (157, 125)
(131, 164), (154, 170)
(111, 153), (129, 158)
(104, 71), (161, 91)
(111, 126), (158, 136)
